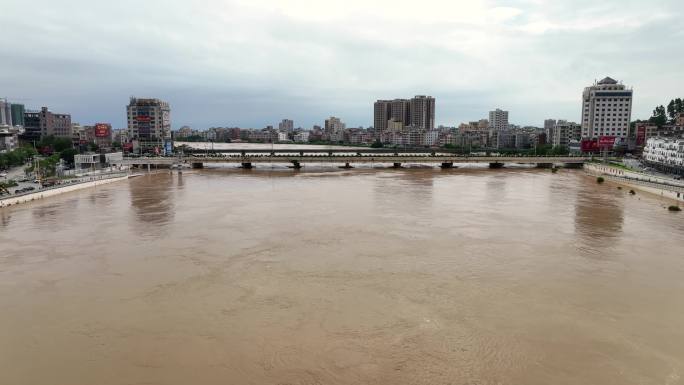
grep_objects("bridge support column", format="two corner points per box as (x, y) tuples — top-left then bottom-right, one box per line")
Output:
(440, 162), (454, 169)
(489, 162), (504, 169)
(536, 163), (553, 169)
(392, 162), (402, 168)
(191, 163), (203, 169)
(564, 163), (583, 169)
(241, 162), (253, 169)
(147, 164), (151, 172)
(339, 162), (353, 169)
(290, 160), (302, 169)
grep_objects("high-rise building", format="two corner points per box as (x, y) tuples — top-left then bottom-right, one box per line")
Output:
(488, 109), (509, 131)
(22, 107), (72, 142)
(410, 95), (435, 130)
(11, 103), (25, 126)
(126, 97), (171, 151)
(374, 100), (391, 131)
(278, 119), (294, 132)
(374, 96), (434, 131)
(0, 99), (11, 126)
(324, 116), (345, 133)
(581, 77), (633, 139)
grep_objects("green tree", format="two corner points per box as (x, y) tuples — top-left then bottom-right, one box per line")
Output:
(59, 148), (78, 165)
(370, 140), (384, 148)
(650, 105), (667, 127)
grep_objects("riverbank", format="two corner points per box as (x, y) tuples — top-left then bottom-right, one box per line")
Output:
(585, 163), (684, 202)
(0, 173), (130, 208)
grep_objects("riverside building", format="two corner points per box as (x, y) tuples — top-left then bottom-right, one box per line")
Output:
(581, 77), (633, 139)
(126, 97), (171, 152)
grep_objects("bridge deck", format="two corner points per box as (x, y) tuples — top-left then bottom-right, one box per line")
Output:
(113, 155), (589, 166)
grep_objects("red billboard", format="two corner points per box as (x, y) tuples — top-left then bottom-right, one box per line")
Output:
(94, 123), (111, 138)
(598, 136), (616, 148)
(581, 139), (599, 153)
(123, 143), (134, 152)
(636, 124), (646, 146)
(136, 116), (151, 122)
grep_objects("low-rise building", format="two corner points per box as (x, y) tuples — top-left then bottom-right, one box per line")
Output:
(643, 137), (684, 171)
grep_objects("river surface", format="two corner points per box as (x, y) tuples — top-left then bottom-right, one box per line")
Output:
(1, 168), (684, 385)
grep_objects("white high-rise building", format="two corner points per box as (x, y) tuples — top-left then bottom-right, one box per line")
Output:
(581, 77), (633, 139)
(489, 109), (509, 131)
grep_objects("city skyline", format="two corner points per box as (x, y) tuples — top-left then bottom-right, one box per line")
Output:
(1, 0), (682, 128)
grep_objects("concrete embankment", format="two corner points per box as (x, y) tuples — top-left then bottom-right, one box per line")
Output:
(0, 174), (130, 208)
(585, 163), (684, 202)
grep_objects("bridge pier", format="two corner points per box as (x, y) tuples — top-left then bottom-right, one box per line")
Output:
(290, 160), (302, 169)
(147, 164), (151, 172)
(392, 162), (402, 168)
(489, 162), (504, 169)
(536, 163), (553, 169)
(241, 162), (253, 169)
(440, 162), (454, 169)
(564, 163), (583, 169)
(339, 162), (354, 169)
(191, 163), (203, 169)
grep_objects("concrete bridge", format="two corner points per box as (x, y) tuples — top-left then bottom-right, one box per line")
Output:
(112, 150), (590, 170)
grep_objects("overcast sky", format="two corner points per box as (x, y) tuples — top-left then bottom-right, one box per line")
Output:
(1, 0), (682, 129)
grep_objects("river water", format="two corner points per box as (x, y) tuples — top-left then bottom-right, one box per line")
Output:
(1, 167), (683, 385)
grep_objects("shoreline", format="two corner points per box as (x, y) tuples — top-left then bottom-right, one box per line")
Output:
(0, 173), (131, 208)
(585, 163), (684, 203)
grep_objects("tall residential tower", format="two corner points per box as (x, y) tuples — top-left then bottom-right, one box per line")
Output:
(126, 97), (171, 151)
(581, 77), (633, 139)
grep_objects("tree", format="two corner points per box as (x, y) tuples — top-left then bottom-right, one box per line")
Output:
(59, 148), (78, 165)
(650, 105), (667, 127)
(668, 100), (676, 121)
(370, 140), (384, 148)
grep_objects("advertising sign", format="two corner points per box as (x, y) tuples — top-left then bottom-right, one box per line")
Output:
(581, 139), (598, 153)
(636, 124), (646, 146)
(164, 139), (173, 156)
(94, 123), (111, 138)
(598, 136), (616, 148)
(136, 116), (151, 122)
(123, 142), (133, 152)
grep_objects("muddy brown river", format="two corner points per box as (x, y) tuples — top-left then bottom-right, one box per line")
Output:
(1, 167), (683, 385)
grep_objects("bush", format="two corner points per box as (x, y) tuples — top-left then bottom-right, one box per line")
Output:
(551, 167), (558, 173)
(668, 205), (681, 212)
(629, 190), (636, 195)
(596, 177), (605, 184)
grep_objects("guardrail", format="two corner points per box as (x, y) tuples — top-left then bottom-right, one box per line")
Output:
(601, 174), (684, 194)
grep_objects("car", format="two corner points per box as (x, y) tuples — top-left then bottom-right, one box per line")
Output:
(0, 173), (7, 178)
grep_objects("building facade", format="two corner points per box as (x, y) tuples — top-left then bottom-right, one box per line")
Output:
(22, 107), (72, 142)
(489, 109), (509, 131)
(552, 121), (581, 148)
(374, 96), (435, 132)
(278, 119), (294, 132)
(10, 103), (25, 126)
(581, 77), (633, 139)
(643, 137), (684, 172)
(126, 97), (171, 151)
(0, 100), (12, 126)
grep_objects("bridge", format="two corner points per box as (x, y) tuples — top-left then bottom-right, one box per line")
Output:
(112, 149), (590, 170)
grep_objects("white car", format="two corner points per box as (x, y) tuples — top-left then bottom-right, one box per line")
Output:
(0, 173), (7, 178)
